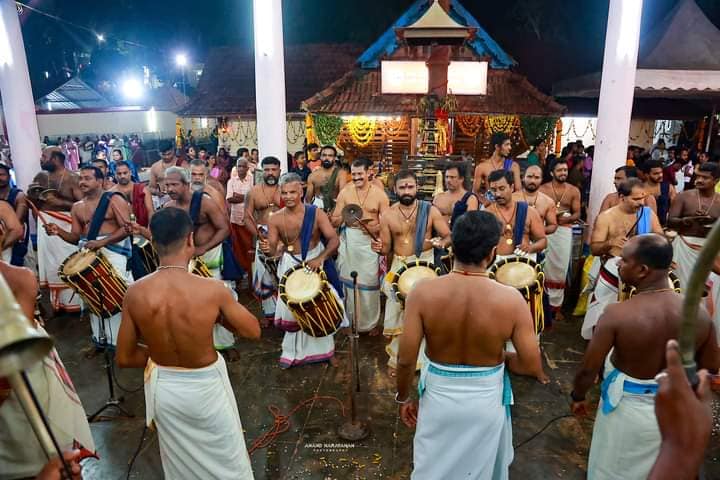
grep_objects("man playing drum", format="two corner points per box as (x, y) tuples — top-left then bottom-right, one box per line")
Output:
(396, 211), (547, 480)
(245, 156), (282, 326)
(164, 167), (235, 353)
(539, 159), (581, 315)
(572, 234), (719, 480)
(117, 207), (259, 480)
(44, 165), (132, 347)
(305, 146), (347, 212)
(584, 178), (663, 339)
(32, 148), (83, 313)
(262, 173), (347, 368)
(487, 170), (547, 261)
(0, 255), (95, 479)
(332, 158), (389, 336)
(513, 165), (557, 236)
(371, 170), (451, 375)
(599, 166), (657, 213)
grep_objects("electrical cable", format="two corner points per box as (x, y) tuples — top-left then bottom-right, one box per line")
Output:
(125, 423), (150, 480)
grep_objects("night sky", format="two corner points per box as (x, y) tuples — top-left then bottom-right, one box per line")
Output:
(17, 0), (720, 97)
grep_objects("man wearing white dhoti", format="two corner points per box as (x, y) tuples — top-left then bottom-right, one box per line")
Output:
(118, 207), (260, 480)
(44, 165), (134, 346)
(332, 159), (389, 334)
(245, 157), (283, 325)
(0, 259), (95, 480)
(585, 179), (662, 339)
(32, 148), (83, 312)
(305, 146), (346, 213)
(396, 211), (547, 480)
(572, 234), (719, 480)
(539, 159), (581, 313)
(373, 170), (450, 373)
(264, 173), (348, 368)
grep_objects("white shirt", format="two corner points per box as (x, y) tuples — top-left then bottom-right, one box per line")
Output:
(226, 174), (254, 225)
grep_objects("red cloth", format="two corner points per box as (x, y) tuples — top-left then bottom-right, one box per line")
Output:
(132, 183), (150, 227)
(230, 223), (254, 274)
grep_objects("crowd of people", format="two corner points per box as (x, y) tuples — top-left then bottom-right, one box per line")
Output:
(0, 131), (717, 479)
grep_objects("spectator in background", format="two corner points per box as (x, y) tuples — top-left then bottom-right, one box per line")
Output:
(251, 148), (259, 167)
(527, 139), (548, 168)
(198, 147), (209, 164)
(651, 138), (668, 163)
(110, 148), (139, 183)
(290, 151), (311, 195)
(187, 146), (198, 161)
(676, 147), (693, 192)
(307, 143), (321, 170)
(226, 157), (255, 277)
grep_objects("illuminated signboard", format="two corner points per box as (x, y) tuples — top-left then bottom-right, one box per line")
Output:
(381, 60), (488, 95)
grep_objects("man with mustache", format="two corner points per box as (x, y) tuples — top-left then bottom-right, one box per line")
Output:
(583, 178), (663, 339)
(641, 159), (677, 226)
(305, 145), (347, 212)
(149, 141), (186, 207)
(539, 159), (581, 316)
(599, 166), (657, 213)
(32, 148), (83, 313)
(245, 156), (283, 325)
(371, 170), (451, 375)
(432, 163), (479, 228)
(513, 165), (557, 235)
(189, 159), (227, 214)
(473, 133), (521, 204)
(164, 167), (235, 353)
(44, 165), (133, 346)
(332, 158), (390, 336)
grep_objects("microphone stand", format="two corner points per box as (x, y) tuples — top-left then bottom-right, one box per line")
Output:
(87, 279), (133, 422)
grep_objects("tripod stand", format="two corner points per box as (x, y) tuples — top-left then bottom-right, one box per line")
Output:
(88, 280), (133, 422)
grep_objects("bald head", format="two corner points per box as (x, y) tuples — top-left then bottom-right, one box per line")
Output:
(523, 165), (543, 192)
(626, 234), (673, 270)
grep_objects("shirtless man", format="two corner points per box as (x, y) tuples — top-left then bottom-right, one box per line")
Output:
(117, 207), (258, 480)
(432, 163), (479, 228)
(45, 165), (132, 346)
(539, 159), (581, 312)
(486, 170), (546, 259)
(189, 159), (227, 213)
(396, 210), (547, 479)
(0, 257), (94, 478)
(473, 132), (521, 202)
(599, 166), (657, 213)
(583, 178), (663, 339)
(371, 170), (451, 374)
(513, 165), (557, 235)
(0, 164), (29, 266)
(245, 156), (282, 324)
(305, 145), (347, 212)
(0, 196), (24, 263)
(112, 161), (154, 227)
(32, 149), (82, 212)
(572, 234), (719, 480)
(149, 141), (186, 199)
(332, 159), (390, 335)
(263, 173), (347, 367)
(642, 159), (677, 226)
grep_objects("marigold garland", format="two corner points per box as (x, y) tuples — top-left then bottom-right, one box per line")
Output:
(347, 116), (377, 147)
(305, 113), (318, 146)
(485, 115), (518, 135)
(381, 117), (407, 140)
(456, 115), (484, 138)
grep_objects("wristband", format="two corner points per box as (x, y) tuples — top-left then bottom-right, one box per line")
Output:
(394, 392), (410, 404)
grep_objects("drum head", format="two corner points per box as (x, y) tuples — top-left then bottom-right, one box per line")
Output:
(284, 268), (322, 303)
(398, 266), (437, 296)
(495, 262), (537, 289)
(62, 251), (97, 275)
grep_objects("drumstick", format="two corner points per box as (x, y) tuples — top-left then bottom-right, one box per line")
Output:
(25, 199), (48, 227)
(348, 213), (379, 242)
(625, 210), (643, 238)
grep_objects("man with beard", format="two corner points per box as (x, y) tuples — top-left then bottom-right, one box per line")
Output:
(641, 159), (676, 226)
(583, 178), (663, 339)
(92, 159), (115, 190)
(432, 163), (479, 228)
(44, 165), (133, 346)
(473, 133), (521, 202)
(332, 159), (390, 336)
(513, 165), (557, 235)
(227, 158), (255, 276)
(163, 167), (235, 352)
(572, 234), (719, 480)
(32, 148), (83, 313)
(245, 157), (282, 325)
(371, 170), (451, 375)
(538, 159), (581, 314)
(190, 159), (226, 213)
(487, 170), (546, 261)
(149, 141), (183, 202)
(0, 163), (30, 266)
(600, 166), (657, 213)
(262, 173), (347, 367)
(306, 145), (347, 212)
(396, 211), (547, 480)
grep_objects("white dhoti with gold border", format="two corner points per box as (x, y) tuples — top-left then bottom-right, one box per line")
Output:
(38, 211), (81, 312)
(337, 227), (381, 332)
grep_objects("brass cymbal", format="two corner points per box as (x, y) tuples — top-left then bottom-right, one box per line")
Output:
(341, 203), (364, 227)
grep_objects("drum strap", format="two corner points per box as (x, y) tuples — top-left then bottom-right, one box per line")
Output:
(503, 158), (513, 171)
(513, 201), (528, 247)
(450, 192), (476, 228)
(415, 200), (431, 258)
(189, 190), (205, 229)
(657, 182), (670, 225)
(300, 204), (317, 260)
(87, 192), (122, 241)
(635, 206), (652, 236)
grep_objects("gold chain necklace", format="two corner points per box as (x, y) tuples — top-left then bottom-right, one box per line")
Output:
(398, 203), (418, 245)
(633, 287), (673, 296)
(261, 184), (278, 217)
(550, 182), (567, 209)
(452, 269), (489, 277)
(493, 203), (517, 245)
(355, 184), (372, 209)
(157, 265), (188, 272)
(522, 190), (537, 207)
(696, 190), (718, 216)
(281, 207), (304, 253)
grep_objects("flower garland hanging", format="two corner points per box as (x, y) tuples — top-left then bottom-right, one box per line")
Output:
(347, 116), (377, 147)
(305, 113), (319, 146)
(381, 117), (407, 140)
(313, 114), (344, 146)
(519, 117), (558, 146)
(486, 115), (518, 135)
(456, 115), (484, 138)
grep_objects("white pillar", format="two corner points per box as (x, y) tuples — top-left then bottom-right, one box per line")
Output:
(252, 0), (288, 173)
(0, 0), (41, 189)
(588, 0), (643, 228)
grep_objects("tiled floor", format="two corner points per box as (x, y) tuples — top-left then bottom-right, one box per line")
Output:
(40, 292), (719, 479)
